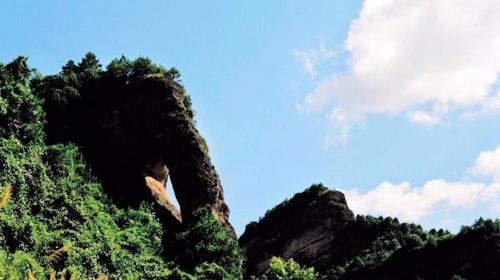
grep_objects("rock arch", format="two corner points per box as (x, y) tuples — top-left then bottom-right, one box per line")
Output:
(39, 69), (235, 237)
(127, 77), (235, 236)
(144, 160), (181, 222)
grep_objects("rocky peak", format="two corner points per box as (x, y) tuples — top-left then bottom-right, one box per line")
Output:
(239, 184), (354, 275)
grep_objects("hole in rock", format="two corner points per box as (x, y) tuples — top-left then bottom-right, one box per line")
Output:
(166, 179), (180, 211)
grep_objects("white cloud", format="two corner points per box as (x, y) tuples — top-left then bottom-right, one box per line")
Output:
(299, 0), (500, 139)
(343, 146), (500, 223)
(470, 146), (500, 182)
(345, 180), (485, 221)
(324, 107), (352, 146)
(292, 42), (336, 77)
(462, 89), (500, 119)
(408, 110), (441, 125)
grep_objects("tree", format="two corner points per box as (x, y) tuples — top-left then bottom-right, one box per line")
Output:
(404, 234), (424, 249)
(256, 257), (317, 280)
(0, 57), (45, 144)
(77, 52), (101, 81)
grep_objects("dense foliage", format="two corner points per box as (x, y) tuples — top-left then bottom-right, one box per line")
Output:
(0, 56), (172, 279)
(324, 215), (452, 279)
(170, 208), (244, 279)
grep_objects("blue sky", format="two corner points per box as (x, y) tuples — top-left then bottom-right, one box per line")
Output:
(2, 1), (500, 236)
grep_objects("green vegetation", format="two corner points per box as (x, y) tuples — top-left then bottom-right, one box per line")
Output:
(0, 56), (171, 279)
(255, 184), (329, 224)
(458, 217), (500, 235)
(170, 208), (244, 279)
(252, 257), (317, 280)
(324, 215), (452, 279)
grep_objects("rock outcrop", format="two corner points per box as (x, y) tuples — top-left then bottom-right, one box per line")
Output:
(144, 162), (181, 222)
(36, 57), (235, 237)
(125, 76), (234, 235)
(239, 184), (354, 275)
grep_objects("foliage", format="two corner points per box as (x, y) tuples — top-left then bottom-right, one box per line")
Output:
(325, 215), (452, 279)
(170, 207), (245, 279)
(0, 57), (173, 279)
(459, 217), (500, 235)
(252, 257), (317, 280)
(254, 183), (329, 225)
(0, 57), (45, 144)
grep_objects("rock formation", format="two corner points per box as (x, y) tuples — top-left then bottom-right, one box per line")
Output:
(144, 162), (181, 222)
(36, 58), (235, 237)
(239, 184), (355, 275)
(126, 76), (234, 235)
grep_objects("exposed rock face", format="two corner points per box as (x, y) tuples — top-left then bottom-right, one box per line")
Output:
(239, 185), (354, 275)
(38, 65), (235, 237)
(126, 76), (234, 235)
(144, 162), (181, 222)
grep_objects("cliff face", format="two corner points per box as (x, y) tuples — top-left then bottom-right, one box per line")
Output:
(123, 76), (233, 234)
(35, 56), (235, 236)
(239, 185), (354, 275)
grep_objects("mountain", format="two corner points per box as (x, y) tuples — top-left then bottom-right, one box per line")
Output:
(239, 184), (355, 275)
(241, 184), (500, 280)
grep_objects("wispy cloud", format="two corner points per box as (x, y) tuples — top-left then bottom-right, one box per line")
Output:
(291, 42), (336, 78)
